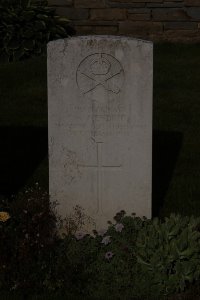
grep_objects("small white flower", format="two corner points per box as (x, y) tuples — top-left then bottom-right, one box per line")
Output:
(105, 251), (114, 260)
(25, 233), (29, 239)
(11, 283), (18, 290)
(74, 231), (86, 240)
(101, 235), (111, 245)
(98, 228), (107, 237)
(115, 223), (124, 232)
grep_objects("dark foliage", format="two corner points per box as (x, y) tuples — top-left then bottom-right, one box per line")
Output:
(0, 0), (75, 62)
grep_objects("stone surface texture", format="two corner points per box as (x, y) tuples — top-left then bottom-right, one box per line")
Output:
(48, 36), (153, 231)
(48, 0), (200, 42)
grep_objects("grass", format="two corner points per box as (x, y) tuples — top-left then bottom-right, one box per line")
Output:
(153, 43), (200, 217)
(0, 55), (47, 127)
(0, 44), (200, 219)
(0, 55), (48, 195)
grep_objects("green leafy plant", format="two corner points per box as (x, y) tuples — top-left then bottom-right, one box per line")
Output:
(135, 214), (200, 297)
(0, 0), (75, 62)
(43, 211), (138, 298)
(83, 212), (143, 300)
(0, 184), (57, 293)
(1, 188), (200, 300)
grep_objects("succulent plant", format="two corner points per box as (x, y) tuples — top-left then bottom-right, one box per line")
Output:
(135, 214), (200, 296)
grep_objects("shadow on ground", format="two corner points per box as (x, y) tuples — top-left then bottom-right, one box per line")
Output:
(0, 126), (48, 198)
(0, 127), (183, 215)
(152, 130), (183, 217)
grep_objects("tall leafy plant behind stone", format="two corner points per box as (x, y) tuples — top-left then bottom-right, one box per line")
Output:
(0, 0), (75, 62)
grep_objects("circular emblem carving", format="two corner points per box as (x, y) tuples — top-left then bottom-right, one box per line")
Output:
(76, 53), (124, 99)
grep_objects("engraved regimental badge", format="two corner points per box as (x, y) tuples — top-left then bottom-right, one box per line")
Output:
(76, 53), (124, 100)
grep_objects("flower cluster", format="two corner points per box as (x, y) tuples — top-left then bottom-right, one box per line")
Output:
(74, 231), (86, 240)
(100, 223), (124, 261)
(114, 223), (124, 232)
(98, 228), (107, 236)
(73, 222), (125, 262)
(105, 251), (114, 260)
(101, 235), (111, 245)
(0, 211), (10, 222)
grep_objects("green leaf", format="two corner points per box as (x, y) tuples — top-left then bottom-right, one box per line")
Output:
(37, 14), (49, 21)
(35, 32), (43, 40)
(13, 47), (25, 61)
(0, 51), (9, 63)
(191, 231), (200, 240)
(46, 31), (50, 41)
(54, 34), (61, 39)
(23, 39), (35, 50)
(179, 278), (186, 292)
(182, 261), (195, 276)
(176, 230), (188, 252)
(137, 255), (151, 266)
(7, 38), (21, 49)
(55, 25), (67, 36)
(53, 16), (60, 21)
(22, 28), (35, 38)
(55, 17), (69, 24)
(179, 248), (194, 259)
(43, 7), (55, 13)
(168, 224), (181, 238)
(21, 10), (35, 21)
(34, 46), (42, 54)
(35, 20), (46, 31)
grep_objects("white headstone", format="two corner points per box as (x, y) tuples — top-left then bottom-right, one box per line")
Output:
(48, 36), (153, 231)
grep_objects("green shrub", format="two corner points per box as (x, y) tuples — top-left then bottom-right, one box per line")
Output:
(135, 214), (200, 298)
(50, 212), (200, 299)
(0, 0), (75, 62)
(83, 213), (143, 300)
(1, 189), (200, 299)
(0, 184), (58, 293)
(43, 212), (140, 298)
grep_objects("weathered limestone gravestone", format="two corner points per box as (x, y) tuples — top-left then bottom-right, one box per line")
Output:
(48, 35), (153, 231)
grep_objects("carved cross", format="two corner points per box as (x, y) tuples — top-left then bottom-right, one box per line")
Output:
(78, 142), (122, 214)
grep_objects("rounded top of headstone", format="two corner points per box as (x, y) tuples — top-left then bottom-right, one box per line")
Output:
(69, 35), (152, 43)
(47, 35), (153, 47)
